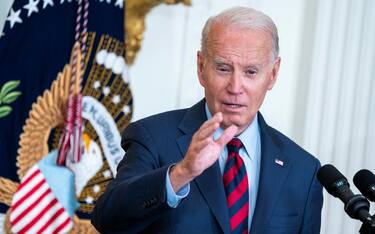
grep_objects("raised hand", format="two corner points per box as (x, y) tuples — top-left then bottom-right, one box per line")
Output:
(169, 112), (238, 192)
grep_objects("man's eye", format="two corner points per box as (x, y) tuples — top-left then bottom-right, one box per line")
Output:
(246, 69), (257, 76)
(216, 66), (230, 73)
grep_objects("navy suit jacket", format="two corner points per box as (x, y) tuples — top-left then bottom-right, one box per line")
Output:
(91, 100), (323, 234)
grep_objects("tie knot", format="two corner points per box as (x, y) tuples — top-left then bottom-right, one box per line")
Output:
(227, 138), (243, 153)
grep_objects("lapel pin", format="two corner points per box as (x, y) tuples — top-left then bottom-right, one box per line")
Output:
(275, 158), (284, 166)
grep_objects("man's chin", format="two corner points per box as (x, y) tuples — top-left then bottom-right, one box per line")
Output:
(221, 118), (240, 129)
(221, 117), (251, 134)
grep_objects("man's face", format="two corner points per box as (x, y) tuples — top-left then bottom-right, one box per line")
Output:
(197, 23), (281, 135)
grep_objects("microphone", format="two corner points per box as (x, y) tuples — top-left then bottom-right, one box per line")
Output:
(317, 164), (372, 224)
(354, 169), (375, 202)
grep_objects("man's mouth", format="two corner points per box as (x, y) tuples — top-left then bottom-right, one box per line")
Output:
(222, 102), (245, 109)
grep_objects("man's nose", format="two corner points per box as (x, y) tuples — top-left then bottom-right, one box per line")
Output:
(227, 71), (243, 95)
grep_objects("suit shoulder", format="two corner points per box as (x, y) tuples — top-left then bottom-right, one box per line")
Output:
(123, 108), (187, 139)
(267, 125), (320, 166)
(136, 108), (187, 129)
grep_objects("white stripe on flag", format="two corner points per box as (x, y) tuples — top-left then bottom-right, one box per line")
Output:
(12, 172), (44, 204)
(21, 165), (39, 182)
(25, 201), (64, 234)
(11, 190), (55, 233)
(36, 207), (71, 234)
(58, 219), (74, 234)
(10, 162), (75, 234)
(10, 182), (49, 219)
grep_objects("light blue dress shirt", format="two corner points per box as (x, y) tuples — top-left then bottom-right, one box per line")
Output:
(166, 104), (261, 230)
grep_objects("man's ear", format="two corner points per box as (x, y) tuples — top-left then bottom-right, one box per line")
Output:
(267, 57), (281, 90)
(197, 51), (206, 87)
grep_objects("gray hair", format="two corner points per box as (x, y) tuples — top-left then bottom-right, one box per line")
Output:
(201, 6), (279, 59)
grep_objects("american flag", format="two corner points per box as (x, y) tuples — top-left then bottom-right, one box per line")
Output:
(10, 164), (73, 234)
(275, 158), (284, 166)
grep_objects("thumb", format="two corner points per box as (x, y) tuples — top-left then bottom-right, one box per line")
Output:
(216, 125), (238, 148)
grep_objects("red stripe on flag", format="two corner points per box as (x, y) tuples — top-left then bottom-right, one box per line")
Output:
(18, 198), (58, 234)
(37, 207), (65, 233)
(52, 216), (72, 234)
(11, 188), (51, 226)
(11, 178), (47, 212)
(226, 174), (248, 207)
(230, 201), (249, 231)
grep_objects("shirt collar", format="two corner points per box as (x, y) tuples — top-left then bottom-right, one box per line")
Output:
(205, 103), (259, 160)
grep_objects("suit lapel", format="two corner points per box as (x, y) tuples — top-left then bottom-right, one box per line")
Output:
(194, 162), (231, 233)
(176, 99), (231, 234)
(250, 114), (291, 234)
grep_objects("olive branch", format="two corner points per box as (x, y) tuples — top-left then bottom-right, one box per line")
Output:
(0, 80), (22, 118)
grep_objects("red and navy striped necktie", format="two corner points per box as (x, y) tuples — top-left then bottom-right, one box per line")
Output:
(223, 138), (249, 234)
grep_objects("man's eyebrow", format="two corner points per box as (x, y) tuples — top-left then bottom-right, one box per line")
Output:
(211, 57), (262, 68)
(244, 64), (261, 69)
(212, 57), (230, 65)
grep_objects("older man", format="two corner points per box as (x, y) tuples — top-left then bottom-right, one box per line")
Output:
(92, 6), (323, 234)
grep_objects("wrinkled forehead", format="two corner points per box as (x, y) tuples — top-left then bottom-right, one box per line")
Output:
(205, 23), (274, 64)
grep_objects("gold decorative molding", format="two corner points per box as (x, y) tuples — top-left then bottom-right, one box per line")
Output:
(125, 0), (191, 65)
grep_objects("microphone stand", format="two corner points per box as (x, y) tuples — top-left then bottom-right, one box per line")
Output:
(359, 214), (375, 234)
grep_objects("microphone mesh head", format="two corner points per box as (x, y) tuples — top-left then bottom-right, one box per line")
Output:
(353, 169), (375, 201)
(317, 164), (348, 196)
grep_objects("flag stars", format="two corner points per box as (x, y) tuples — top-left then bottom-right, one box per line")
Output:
(24, 0), (39, 17)
(103, 170), (111, 178)
(85, 196), (94, 204)
(6, 8), (23, 29)
(93, 80), (101, 89)
(115, 0), (123, 8)
(42, 0), (54, 9)
(112, 95), (120, 104)
(122, 105), (131, 115)
(102, 86), (110, 96)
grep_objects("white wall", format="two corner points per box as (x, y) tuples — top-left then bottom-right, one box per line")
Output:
(303, 0), (375, 233)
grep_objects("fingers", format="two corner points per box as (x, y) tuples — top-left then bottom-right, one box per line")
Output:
(181, 114), (239, 179)
(196, 112), (223, 140)
(215, 125), (238, 148)
(193, 137), (211, 150)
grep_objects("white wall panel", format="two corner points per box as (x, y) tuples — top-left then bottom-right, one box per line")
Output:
(303, 0), (375, 233)
(129, 4), (188, 120)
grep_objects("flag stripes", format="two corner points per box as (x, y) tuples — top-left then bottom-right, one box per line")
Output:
(10, 165), (73, 234)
